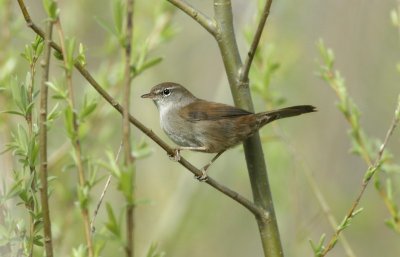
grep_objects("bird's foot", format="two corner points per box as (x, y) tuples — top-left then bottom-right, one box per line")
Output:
(194, 168), (208, 182)
(168, 148), (181, 162)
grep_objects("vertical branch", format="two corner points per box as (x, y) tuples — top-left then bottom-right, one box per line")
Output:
(123, 0), (135, 256)
(27, 55), (37, 257)
(213, 1), (283, 256)
(38, 13), (54, 257)
(53, 18), (94, 257)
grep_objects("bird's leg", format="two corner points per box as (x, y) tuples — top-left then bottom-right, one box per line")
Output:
(168, 146), (208, 162)
(196, 150), (226, 182)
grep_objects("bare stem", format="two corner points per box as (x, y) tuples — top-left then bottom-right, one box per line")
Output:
(54, 15), (94, 257)
(123, 0), (135, 256)
(16, 0), (264, 221)
(167, 0), (217, 35)
(239, 0), (273, 84)
(321, 96), (400, 257)
(38, 8), (54, 257)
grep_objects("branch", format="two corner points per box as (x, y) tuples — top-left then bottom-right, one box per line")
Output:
(16, 0), (264, 220)
(53, 13), (94, 257)
(38, 6), (54, 257)
(123, 0), (135, 256)
(212, 1), (283, 256)
(239, 0), (273, 84)
(166, 0), (217, 35)
(321, 95), (400, 257)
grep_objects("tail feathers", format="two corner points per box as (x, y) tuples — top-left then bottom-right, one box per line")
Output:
(258, 105), (316, 126)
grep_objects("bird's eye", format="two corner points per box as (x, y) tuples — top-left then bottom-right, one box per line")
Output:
(162, 88), (171, 96)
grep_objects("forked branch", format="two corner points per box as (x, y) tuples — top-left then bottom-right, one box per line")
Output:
(167, 0), (217, 35)
(16, 0), (265, 220)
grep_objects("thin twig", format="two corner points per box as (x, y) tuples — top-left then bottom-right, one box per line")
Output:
(16, 0), (265, 220)
(90, 142), (122, 233)
(123, 0), (135, 256)
(91, 143), (123, 233)
(325, 68), (400, 231)
(38, 6), (54, 257)
(53, 12), (94, 257)
(239, 0), (273, 84)
(321, 96), (400, 256)
(166, 0), (217, 35)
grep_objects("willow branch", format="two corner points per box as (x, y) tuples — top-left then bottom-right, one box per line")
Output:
(16, 0), (264, 220)
(26, 38), (39, 257)
(321, 96), (400, 257)
(123, 0), (135, 256)
(166, 0), (217, 35)
(53, 15), (94, 257)
(38, 7), (54, 257)
(239, 0), (273, 84)
(212, 1), (283, 256)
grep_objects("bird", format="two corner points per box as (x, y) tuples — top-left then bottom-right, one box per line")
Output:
(142, 82), (316, 180)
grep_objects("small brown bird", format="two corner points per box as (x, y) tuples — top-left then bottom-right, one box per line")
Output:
(142, 82), (316, 180)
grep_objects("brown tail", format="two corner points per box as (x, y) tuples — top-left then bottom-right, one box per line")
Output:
(257, 105), (316, 127)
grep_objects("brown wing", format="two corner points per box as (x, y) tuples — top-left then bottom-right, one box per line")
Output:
(178, 100), (253, 121)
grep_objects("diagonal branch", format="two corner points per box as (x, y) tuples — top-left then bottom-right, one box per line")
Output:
(166, 0), (217, 35)
(16, 0), (264, 220)
(239, 0), (273, 84)
(321, 95), (400, 257)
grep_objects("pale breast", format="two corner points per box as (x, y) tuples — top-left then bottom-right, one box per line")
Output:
(159, 105), (203, 148)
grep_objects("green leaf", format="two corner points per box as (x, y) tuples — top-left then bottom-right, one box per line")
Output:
(146, 243), (165, 257)
(113, 0), (124, 37)
(72, 244), (86, 257)
(118, 165), (135, 204)
(76, 43), (86, 67)
(42, 0), (59, 20)
(33, 35), (44, 56)
(77, 185), (90, 210)
(64, 107), (76, 140)
(309, 234), (326, 257)
(33, 235), (44, 246)
(47, 103), (61, 123)
(79, 96), (97, 121)
(65, 37), (76, 73)
(1, 110), (25, 117)
(21, 44), (33, 63)
(133, 56), (163, 78)
(94, 16), (118, 38)
(105, 202), (121, 238)
(47, 81), (67, 100)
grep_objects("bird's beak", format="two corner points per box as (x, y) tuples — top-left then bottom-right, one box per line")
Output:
(141, 92), (154, 99)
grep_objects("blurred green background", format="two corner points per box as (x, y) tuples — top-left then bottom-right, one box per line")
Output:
(1, 0), (400, 257)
